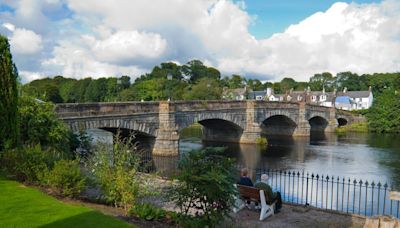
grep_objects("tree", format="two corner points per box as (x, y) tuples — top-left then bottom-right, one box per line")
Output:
(0, 35), (19, 150)
(19, 95), (70, 154)
(367, 89), (400, 133)
(280, 77), (297, 92)
(168, 147), (237, 226)
(309, 72), (334, 91)
(183, 78), (222, 100)
(84, 78), (108, 102)
(335, 72), (360, 91)
(228, 74), (246, 89)
(246, 79), (264, 91)
(182, 60), (220, 83)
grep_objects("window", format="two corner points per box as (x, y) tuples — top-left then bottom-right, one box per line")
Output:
(311, 95), (317, 102)
(320, 95), (326, 101)
(297, 95), (302, 101)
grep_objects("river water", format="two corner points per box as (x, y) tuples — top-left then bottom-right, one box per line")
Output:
(179, 128), (400, 189)
(86, 128), (400, 189)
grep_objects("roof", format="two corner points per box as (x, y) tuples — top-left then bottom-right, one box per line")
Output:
(248, 91), (267, 97)
(337, 91), (370, 98)
(335, 96), (351, 104)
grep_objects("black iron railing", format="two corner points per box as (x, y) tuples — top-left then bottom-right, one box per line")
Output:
(251, 168), (400, 218)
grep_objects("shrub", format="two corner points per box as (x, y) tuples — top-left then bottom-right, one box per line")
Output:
(44, 160), (86, 198)
(255, 137), (268, 146)
(167, 147), (238, 227)
(129, 203), (166, 221)
(88, 134), (151, 214)
(1, 145), (51, 183)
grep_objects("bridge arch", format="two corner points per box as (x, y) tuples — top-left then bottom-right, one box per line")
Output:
(337, 118), (348, 127)
(308, 116), (329, 132)
(178, 118), (244, 143)
(176, 111), (246, 132)
(65, 118), (157, 137)
(261, 115), (298, 136)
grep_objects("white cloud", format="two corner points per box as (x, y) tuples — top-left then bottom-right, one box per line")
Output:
(2, 22), (15, 31)
(215, 0), (400, 81)
(2, 23), (43, 55)
(1, 0), (400, 82)
(42, 41), (146, 79)
(86, 30), (167, 64)
(19, 70), (45, 82)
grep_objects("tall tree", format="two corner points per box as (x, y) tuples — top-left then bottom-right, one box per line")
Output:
(280, 77), (297, 92)
(309, 72), (334, 91)
(0, 35), (19, 150)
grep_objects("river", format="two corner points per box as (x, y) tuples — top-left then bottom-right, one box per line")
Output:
(179, 128), (400, 189)
(86, 128), (400, 189)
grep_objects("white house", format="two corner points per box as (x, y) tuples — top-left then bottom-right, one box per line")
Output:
(335, 88), (373, 110)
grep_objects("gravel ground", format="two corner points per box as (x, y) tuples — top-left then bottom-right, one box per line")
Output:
(226, 203), (366, 228)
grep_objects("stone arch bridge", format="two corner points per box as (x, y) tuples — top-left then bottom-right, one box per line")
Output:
(55, 101), (365, 156)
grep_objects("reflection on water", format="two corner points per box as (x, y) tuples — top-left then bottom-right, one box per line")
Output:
(86, 127), (400, 189)
(180, 129), (400, 189)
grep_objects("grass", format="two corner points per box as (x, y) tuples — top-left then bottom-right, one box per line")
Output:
(0, 176), (132, 228)
(335, 122), (369, 134)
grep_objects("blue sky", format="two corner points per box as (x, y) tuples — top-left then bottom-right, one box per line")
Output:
(0, 0), (398, 82)
(244, 0), (382, 38)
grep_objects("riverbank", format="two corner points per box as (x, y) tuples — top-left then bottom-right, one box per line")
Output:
(335, 122), (368, 134)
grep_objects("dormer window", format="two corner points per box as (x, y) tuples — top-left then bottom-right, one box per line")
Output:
(311, 95), (317, 102)
(320, 95), (326, 101)
(297, 95), (302, 101)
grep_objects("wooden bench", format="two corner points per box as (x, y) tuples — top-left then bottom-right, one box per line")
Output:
(233, 184), (276, 221)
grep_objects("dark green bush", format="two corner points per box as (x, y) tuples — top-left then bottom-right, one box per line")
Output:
(1, 145), (50, 183)
(167, 147), (238, 227)
(129, 203), (167, 221)
(44, 160), (86, 198)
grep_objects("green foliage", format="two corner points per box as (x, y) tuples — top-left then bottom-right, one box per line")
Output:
(1, 145), (52, 183)
(255, 137), (268, 146)
(0, 35), (19, 150)
(183, 78), (222, 100)
(335, 122), (368, 134)
(367, 90), (400, 133)
(168, 147), (238, 227)
(129, 203), (167, 221)
(44, 160), (86, 198)
(309, 72), (334, 91)
(88, 135), (151, 213)
(280, 77), (297, 92)
(19, 95), (71, 155)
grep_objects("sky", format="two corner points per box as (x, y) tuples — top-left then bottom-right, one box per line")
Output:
(0, 0), (399, 83)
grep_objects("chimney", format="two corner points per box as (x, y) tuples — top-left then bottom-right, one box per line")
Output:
(343, 87), (347, 93)
(322, 85), (325, 94)
(368, 86), (372, 92)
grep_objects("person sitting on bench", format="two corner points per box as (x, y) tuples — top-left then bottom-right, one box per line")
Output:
(238, 168), (253, 186)
(255, 174), (282, 213)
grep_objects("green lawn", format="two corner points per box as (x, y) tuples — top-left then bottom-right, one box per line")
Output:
(0, 177), (132, 228)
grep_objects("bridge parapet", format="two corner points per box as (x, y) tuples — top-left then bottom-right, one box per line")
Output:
(55, 102), (160, 118)
(173, 100), (247, 111)
(255, 101), (299, 109)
